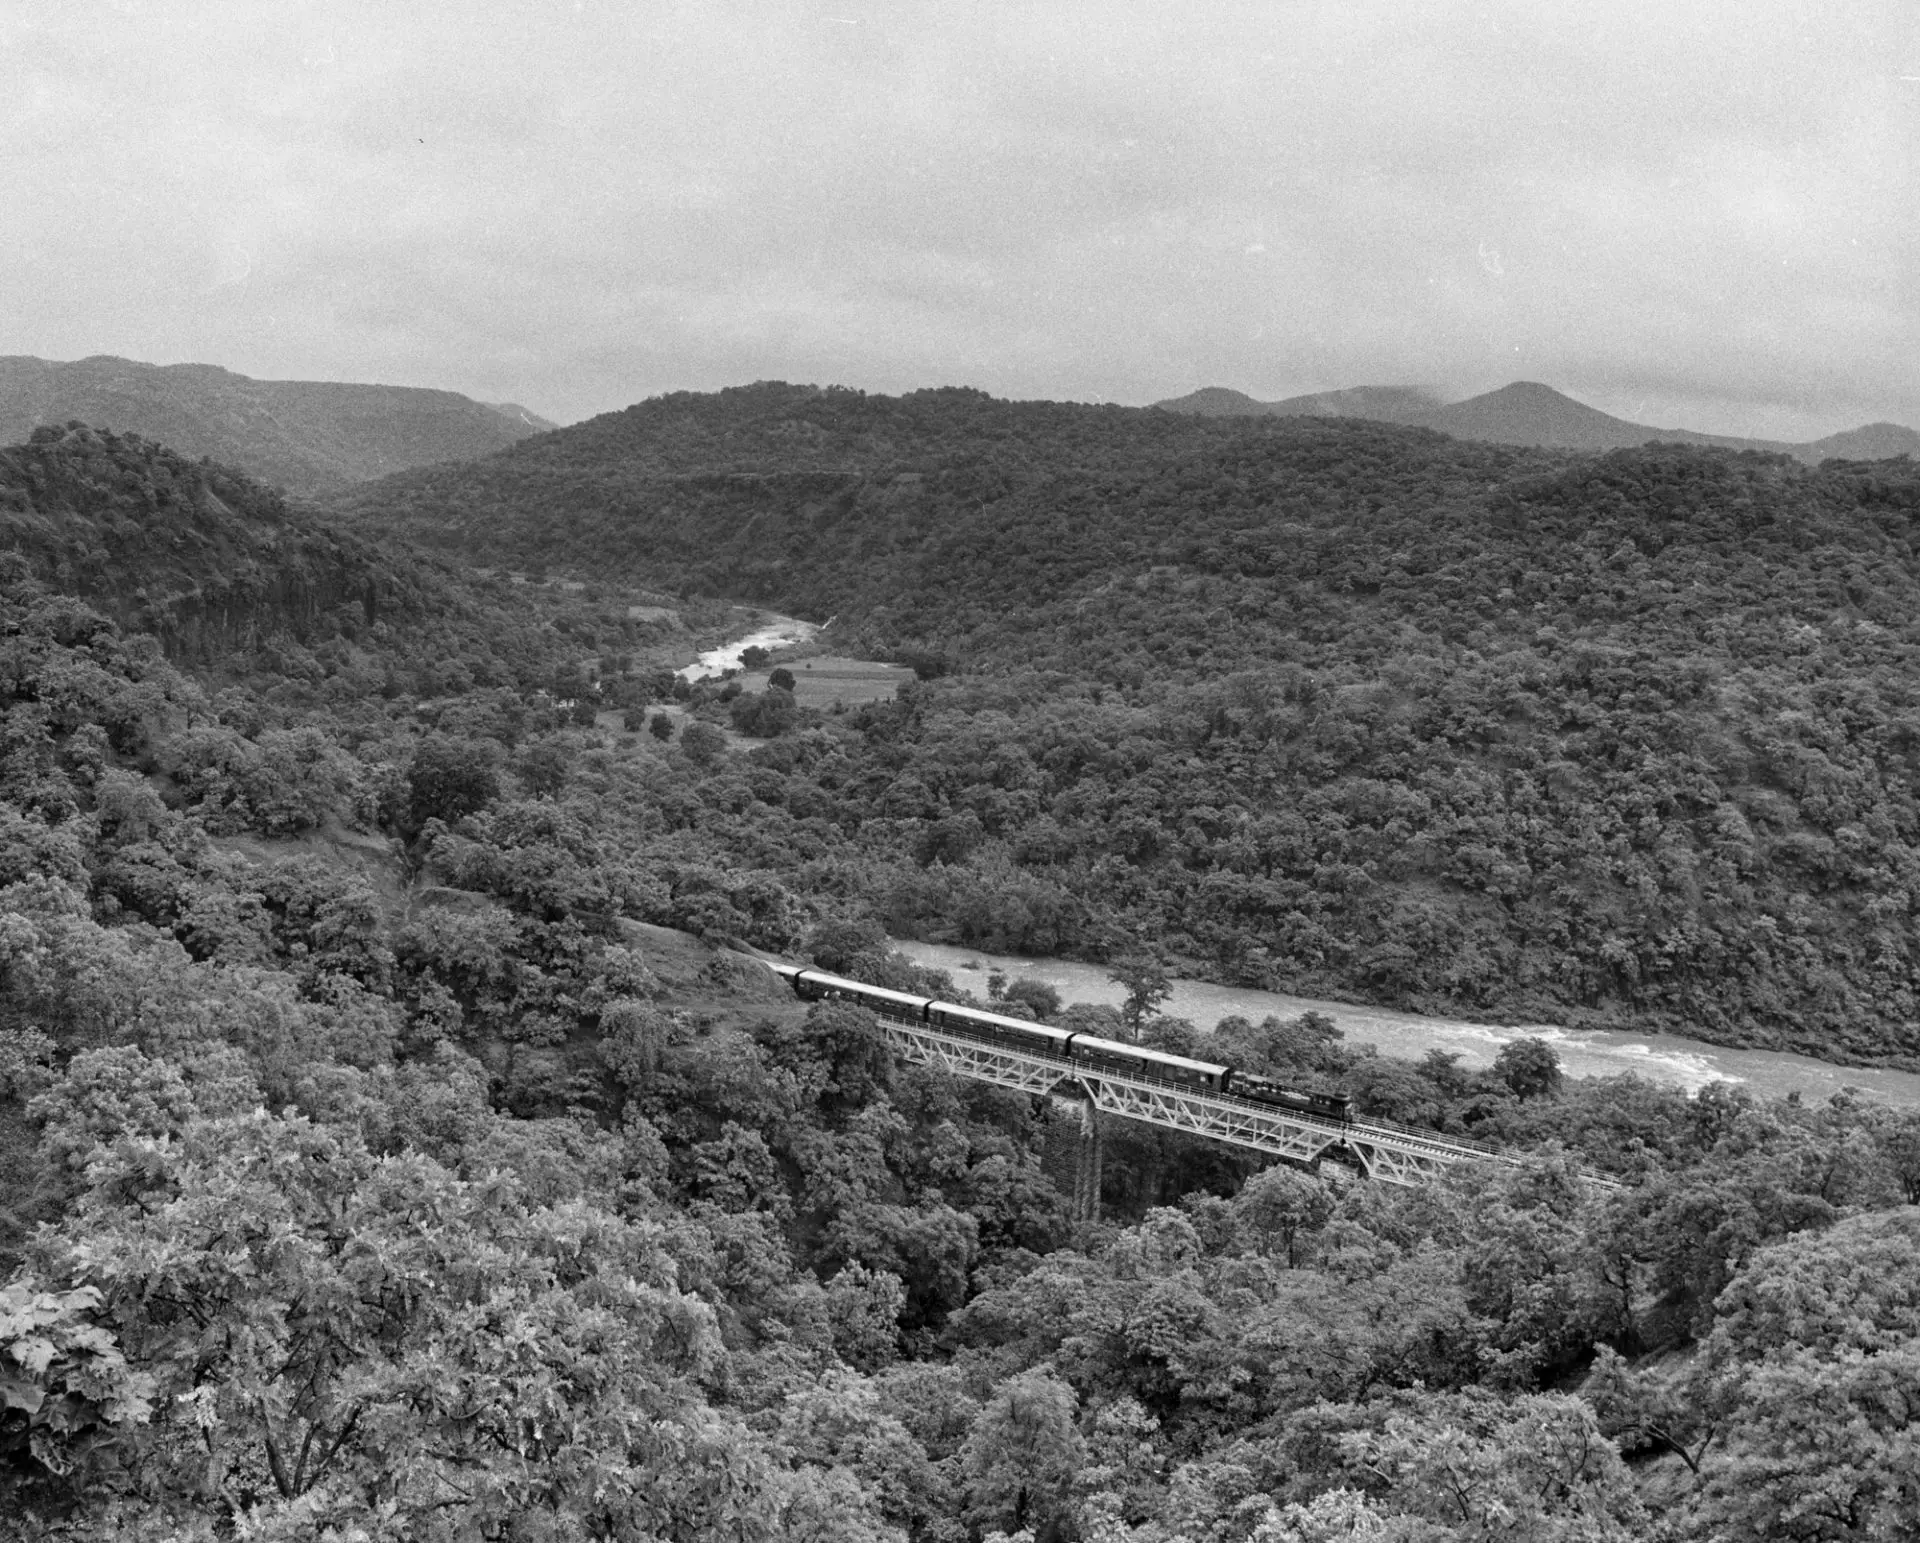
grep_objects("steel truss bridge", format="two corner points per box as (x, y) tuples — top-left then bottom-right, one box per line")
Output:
(869, 1007), (1524, 1190)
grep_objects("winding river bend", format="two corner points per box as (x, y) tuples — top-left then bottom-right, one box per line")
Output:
(891, 940), (1920, 1109)
(678, 613), (819, 681)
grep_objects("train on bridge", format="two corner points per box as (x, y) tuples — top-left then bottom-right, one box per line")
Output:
(767, 962), (1354, 1125)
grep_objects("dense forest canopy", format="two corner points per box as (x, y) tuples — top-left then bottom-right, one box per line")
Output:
(5, 418), (1920, 1538)
(338, 385), (1920, 1065)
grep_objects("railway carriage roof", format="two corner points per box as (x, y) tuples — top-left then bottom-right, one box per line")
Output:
(790, 969), (933, 1013)
(1070, 1034), (1228, 1078)
(928, 1000), (1077, 1047)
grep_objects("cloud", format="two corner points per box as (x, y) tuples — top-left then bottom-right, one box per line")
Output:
(1, 0), (1913, 437)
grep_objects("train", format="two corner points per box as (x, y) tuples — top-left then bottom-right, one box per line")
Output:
(766, 962), (1354, 1125)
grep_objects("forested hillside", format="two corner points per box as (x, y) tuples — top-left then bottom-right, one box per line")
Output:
(0, 356), (550, 496)
(6, 424), (1920, 1537)
(338, 384), (1920, 1065)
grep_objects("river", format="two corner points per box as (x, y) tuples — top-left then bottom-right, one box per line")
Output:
(890, 939), (1920, 1108)
(678, 613), (820, 681)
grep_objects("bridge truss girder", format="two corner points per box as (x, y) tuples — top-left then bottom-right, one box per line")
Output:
(881, 1019), (1493, 1188)
(885, 1019), (1075, 1096)
(1075, 1072), (1345, 1171)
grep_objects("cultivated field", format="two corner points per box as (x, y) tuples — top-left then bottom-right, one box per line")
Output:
(741, 654), (912, 708)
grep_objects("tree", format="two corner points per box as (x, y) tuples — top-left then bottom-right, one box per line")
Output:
(681, 721), (728, 768)
(23, 1110), (778, 1540)
(799, 1001), (897, 1116)
(1338, 1388), (1644, 1540)
(1585, 1345), (1717, 1474)
(405, 735), (499, 827)
(514, 738), (570, 797)
(0, 1281), (154, 1502)
(1676, 1209), (1920, 1541)
(824, 1262), (906, 1372)
(648, 711), (675, 741)
(1492, 1037), (1563, 1100)
(1690, 1346), (1920, 1542)
(1109, 953), (1171, 1038)
(961, 1368), (1085, 1541)
(824, 1201), (979, 1330)
(730, 686), (798, 738)
(769, 666), (797, 692)
(774, 1371), (947, 1539)
(1233, 1163), (1335, 1266)
(28, 1046), (203, 1179)
(1002, 977), (1062, 1021)
(803, 917), (890, 974)
(1868, 1106), (1920, 1204)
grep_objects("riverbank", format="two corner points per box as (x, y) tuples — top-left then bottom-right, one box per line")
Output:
(892, 939), (1920, 1109)
(677, 611), (820, 681)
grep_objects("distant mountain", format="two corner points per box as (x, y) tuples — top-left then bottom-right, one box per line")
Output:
(1154, 384), (1444, 424)
(483, 401), (562, 433)
(1265, 385), (1447, 423)
(0, 355), (553, 496)
(1421, 381), (1778, 455)
(1804, 423), (1920, 462)
(1153, 387), (1272, 417)
(1155, 379), (1916, 465)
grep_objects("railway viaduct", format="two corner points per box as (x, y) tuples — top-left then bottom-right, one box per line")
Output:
(766, 971), (1590, 1215)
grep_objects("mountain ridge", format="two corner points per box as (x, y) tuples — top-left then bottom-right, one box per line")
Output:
(1154, 378), (1920, 464)
(0, 354), (555, 496)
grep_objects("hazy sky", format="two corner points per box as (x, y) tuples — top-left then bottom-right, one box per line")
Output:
(4, 1), (1915, 437)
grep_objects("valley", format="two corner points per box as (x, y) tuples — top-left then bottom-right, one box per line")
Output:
(7, 392), (1920, 1541)
(333, 382), (1920, 1069)
(17, 6), (1920, 1531)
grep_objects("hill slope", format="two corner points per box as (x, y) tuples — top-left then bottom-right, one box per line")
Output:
(0, 354), (552, 495)
(0, 421), (449, 655)
(0, 421), (618, 692)
(332, 383), (1920, 1063)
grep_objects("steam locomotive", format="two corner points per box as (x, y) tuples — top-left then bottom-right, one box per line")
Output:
(766, 962), (1354, 1125)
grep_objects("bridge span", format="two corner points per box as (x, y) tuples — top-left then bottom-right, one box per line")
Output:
(858, 999), (1517, 1189)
